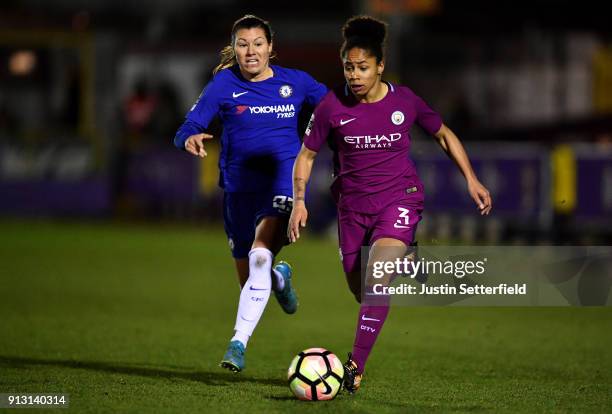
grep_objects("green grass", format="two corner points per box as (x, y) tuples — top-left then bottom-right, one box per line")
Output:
(0, 220), (610, 413)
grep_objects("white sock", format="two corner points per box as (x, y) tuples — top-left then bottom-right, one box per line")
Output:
(272, 268), (285, 292)
(231, 330), (250, 347)
(232, 247), (273, 348)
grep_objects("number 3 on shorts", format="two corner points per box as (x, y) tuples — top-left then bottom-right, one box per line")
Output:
(394, 207), (410, 229)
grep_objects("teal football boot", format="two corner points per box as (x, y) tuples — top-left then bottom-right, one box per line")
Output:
(273, 261), (298, 314)
(220, 340), (245, 373)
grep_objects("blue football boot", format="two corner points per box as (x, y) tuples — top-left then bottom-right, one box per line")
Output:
(273, 261), (298, 314)
(220, 340), (245, 373)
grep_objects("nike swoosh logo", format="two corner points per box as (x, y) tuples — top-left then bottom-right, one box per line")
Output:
(339, 118), (356, 126)
(313, 369), (333, 395)
(249, 286), (267, 291)
(232, 91), (248, 98)
(361, 315), (381, 322)
(393, 223), (410, 229)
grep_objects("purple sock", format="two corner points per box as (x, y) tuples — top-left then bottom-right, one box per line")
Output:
(351, 304), (390, 373)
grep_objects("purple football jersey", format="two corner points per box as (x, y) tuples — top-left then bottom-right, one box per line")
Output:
(304, 82), (442, 214)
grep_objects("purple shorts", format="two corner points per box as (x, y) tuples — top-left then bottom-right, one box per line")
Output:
(337, 189), (423, 273)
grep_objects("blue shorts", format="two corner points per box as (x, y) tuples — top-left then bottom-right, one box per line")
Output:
(223, 190), (293, 258)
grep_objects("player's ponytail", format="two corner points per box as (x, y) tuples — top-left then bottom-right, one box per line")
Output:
(215, 45), (236, 74)
(213, 14), (275, 75)
(340, 15), (388, 63)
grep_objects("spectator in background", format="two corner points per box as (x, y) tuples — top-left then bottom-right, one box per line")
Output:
(150, 80), (181, 145)
(111, 77), (159, 215)
(123, 78), (158, 140)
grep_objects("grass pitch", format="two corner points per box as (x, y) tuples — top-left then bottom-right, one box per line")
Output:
(0, 220), (610, 413)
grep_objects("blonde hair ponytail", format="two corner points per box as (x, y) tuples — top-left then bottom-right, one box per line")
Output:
(213, 45), (236, 75)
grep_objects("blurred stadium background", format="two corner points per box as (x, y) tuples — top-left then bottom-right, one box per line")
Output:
(0, 0), (611, 244)
(1, 2), (611, 412)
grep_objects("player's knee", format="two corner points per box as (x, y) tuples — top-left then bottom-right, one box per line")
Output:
(247, 247), (273, 288)
(249, 247), (272, 266)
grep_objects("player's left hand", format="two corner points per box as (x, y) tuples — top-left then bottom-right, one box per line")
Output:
(288, 203), (308, 243)
(467, 178), (492, 215)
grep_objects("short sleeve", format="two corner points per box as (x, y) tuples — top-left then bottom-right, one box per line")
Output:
(414, 93), (443, 135)
(303, 94), (333, 152)
(301, 71), (328, 107)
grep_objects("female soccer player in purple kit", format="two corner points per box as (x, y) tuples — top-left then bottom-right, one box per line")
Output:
(288, 16), (492, 393)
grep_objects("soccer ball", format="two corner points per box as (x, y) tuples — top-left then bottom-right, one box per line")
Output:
(287, 347), (344, 401)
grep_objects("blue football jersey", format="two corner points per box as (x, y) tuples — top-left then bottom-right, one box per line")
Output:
(174, 65), (327, 192)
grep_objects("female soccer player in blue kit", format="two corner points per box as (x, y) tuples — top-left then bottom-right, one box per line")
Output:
(174, 15), (327, 372)
(289, 16), (492, 393)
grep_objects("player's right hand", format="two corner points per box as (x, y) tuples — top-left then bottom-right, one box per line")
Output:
(184, 133), (213, 158)
(467, 178), (492, 216)
(288, 204), (308, 243)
